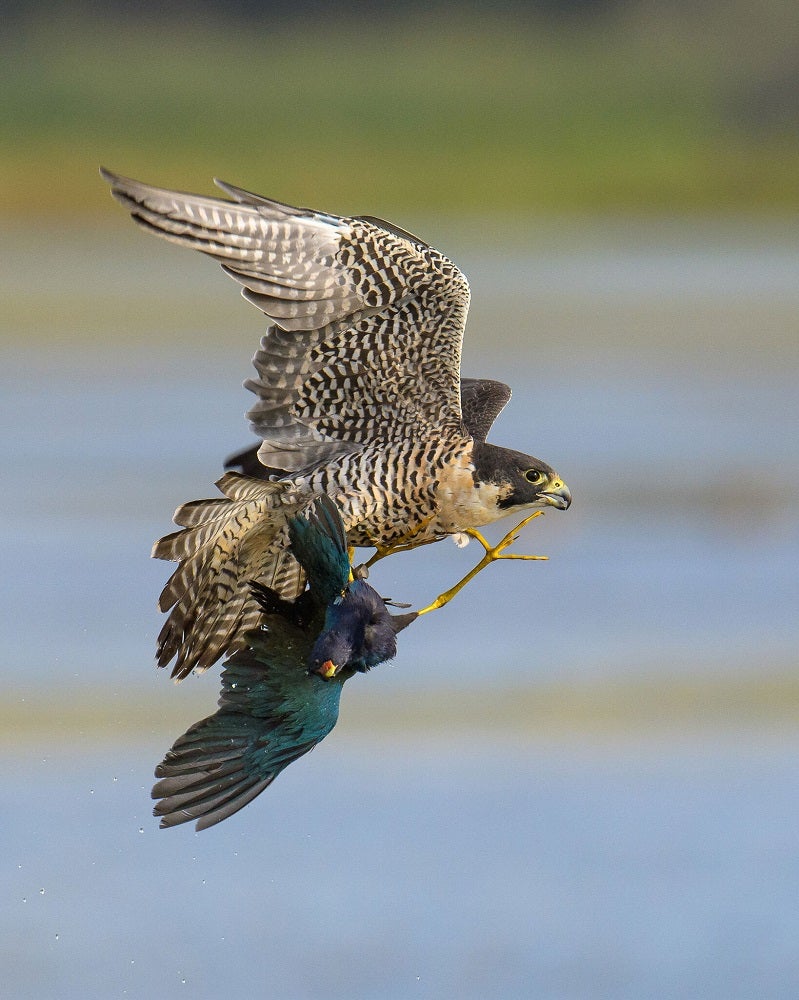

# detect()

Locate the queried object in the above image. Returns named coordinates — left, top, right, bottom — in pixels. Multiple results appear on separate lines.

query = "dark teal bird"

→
left=152, top=496, right=417, bottom=831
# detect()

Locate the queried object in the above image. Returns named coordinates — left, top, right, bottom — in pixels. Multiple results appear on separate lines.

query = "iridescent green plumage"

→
left=152, top=496, right=416, bottom=830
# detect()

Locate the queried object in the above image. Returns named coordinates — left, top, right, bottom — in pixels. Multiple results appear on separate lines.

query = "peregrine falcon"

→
left=100, top=169, right=571, bottom=680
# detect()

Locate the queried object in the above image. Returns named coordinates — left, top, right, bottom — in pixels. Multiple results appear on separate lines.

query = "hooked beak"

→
left=540, top=482, right=572, bottom=510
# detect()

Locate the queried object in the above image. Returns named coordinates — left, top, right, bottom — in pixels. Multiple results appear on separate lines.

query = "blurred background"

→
left=3, top=1, right=798, bottom=997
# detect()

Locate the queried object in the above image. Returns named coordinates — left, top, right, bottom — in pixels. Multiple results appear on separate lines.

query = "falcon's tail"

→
left=153, top=471, right=306, bottom=680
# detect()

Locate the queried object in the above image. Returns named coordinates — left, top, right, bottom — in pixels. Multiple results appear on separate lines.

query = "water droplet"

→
left=39, top=888, right=45, bottom=895
left=113, top=777, right=118, bottom=783
left=138, top=828, right=144, bottom=834
left=22, top=897, right=27, bottom=904
left=55, top=934, right=59, bottom=941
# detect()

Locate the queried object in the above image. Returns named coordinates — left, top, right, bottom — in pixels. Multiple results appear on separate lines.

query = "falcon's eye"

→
left=525, top=469, right=543, bottom=484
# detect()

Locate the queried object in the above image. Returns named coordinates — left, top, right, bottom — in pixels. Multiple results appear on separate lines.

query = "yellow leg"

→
left=417, top=511, right=548, bottom=616
left=363, top=515, right=438, bottom=569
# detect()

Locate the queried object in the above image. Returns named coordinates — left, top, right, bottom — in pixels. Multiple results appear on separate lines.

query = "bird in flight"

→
left=152, top=495, right=417, bottom=830
left=101, top=169, right=571, bottom=680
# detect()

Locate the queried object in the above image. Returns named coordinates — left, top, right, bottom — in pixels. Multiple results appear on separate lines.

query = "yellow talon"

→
left=417, top=511, right=548, bottom=616
left=365, top=514, right=438, bottom=568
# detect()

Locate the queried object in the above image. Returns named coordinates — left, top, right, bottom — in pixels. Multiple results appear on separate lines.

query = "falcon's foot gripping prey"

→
left=101, top=169, right=571, bottom=678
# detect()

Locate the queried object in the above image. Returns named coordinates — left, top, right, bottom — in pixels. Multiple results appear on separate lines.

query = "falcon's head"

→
left=472, top=442, right=572, bottom=513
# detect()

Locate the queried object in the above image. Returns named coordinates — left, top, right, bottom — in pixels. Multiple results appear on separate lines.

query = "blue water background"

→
left=1, top=219, right=798, bottom=997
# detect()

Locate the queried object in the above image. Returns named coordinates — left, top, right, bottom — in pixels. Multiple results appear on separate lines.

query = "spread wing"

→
left=224, top=378, right=513, bottom=476
left=101, top=169, right=471, bottom=473
left=152, top=638, right=341, bottom=830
